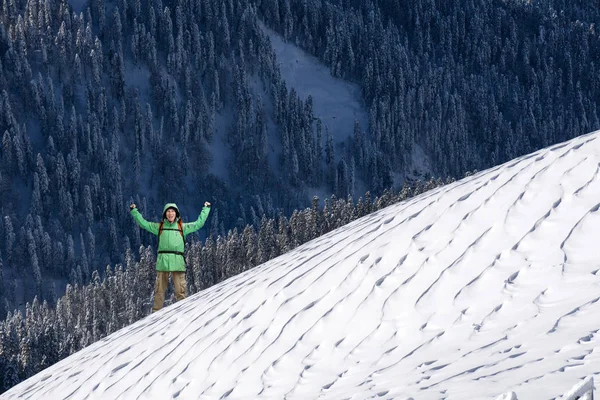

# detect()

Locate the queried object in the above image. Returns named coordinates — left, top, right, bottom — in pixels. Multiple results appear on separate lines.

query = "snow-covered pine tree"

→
left=0, top=249, right=4, bottom=314
left=2, top=315, right=19, bottom=389
left=256, top=217, right=275, bottom=264
left=224, top=228, right=242, bottom=277
left=3, top=217, right=14, bottom=267
left=31, top=173, right=42, bottom=216
left=87, top=227, right=95, bottom=266
left=241, top=224, right=257, bottom=273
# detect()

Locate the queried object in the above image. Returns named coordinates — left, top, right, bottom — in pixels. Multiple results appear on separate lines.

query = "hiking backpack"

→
left=158, top=219, right=184, bottom=239
left=157, top=219, right=186, bottom=259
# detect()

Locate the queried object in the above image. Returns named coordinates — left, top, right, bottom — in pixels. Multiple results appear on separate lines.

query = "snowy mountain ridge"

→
left=4, top=130, right=600, bottom=399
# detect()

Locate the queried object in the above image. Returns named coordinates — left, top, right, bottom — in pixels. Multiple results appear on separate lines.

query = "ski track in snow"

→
left=5, top=131, right=600, bottom=399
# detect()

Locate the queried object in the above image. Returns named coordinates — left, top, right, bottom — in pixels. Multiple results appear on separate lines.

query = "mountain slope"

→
left=4, top=130, right=600, bottom=399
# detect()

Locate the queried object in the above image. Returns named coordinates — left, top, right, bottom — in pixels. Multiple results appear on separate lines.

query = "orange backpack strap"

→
left=158, top=220, right=184, bottom=239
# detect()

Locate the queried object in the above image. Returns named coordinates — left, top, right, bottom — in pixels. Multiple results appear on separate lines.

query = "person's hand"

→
left=204, top=201, right=211, bottom=207
left=130, top=203, right=136, bottom=210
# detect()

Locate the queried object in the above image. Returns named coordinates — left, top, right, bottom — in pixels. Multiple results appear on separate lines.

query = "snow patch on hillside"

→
left=259, top=22, right=369, bottom=146
left=406, top=143, right=434, bottom=181
left=258, top=22, right=433, bottom=188
left=208, top=110, right=234, bottom=181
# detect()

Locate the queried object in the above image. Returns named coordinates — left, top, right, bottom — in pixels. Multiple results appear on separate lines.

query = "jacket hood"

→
left=162, top=203, right=180, bottom=220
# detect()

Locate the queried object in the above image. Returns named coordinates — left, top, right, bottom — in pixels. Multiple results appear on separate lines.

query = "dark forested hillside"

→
left=256, top=0, right=600, bottom=179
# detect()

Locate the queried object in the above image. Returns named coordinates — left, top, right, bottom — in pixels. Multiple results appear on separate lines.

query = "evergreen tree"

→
left=84, top=185, right=94, bottom=226
left=337, top=159, right=348, bottom=197
left=256, top=217, right=275, bottom=264
left=241, top=225, right=257, bottom=272
left=3, top=357, right=18, bottom=390
left=31, top=173, right=43, bottom=216
left=224, top=228, right=242, bottom=277
left=0, top=249, right=4, bottom=312
left=325, top=128, right=335, bottom=191
left=108, top=218, right=119, bottom=264
left=87, top=227, right=96, bottom=264
left=1, top=131, right=13, bottom=175
left=276, top=213, right=291, bottom=254
left=27, top=230, right=42, bottom=298
left=4, top=217, right=15, bottom=267
left=2, top=318, right=19, bottom=389
left=18, top=323, right=34, bottom=379
left=41, top=232, right=52, bottom=273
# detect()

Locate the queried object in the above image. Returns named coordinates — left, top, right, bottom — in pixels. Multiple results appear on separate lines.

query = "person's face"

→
left=166, top=209, right=176, bottom=223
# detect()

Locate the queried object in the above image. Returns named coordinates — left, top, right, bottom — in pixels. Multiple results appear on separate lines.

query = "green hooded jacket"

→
left=131, top=203, right=210, bottom=272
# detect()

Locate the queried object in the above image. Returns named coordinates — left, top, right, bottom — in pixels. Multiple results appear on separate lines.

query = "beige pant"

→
left=153, top=271, right=187, bottom=312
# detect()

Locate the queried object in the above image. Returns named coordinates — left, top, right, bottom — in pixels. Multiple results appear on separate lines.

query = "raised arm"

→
left=183, top=203, right=211, bottom=235
left=130, top=204, right=159, bottom=235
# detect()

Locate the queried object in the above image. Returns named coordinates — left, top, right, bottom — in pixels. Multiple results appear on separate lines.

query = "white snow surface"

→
left=261, top=23, right=369, bottom=145
left=5, top=131, right=600, bottom=399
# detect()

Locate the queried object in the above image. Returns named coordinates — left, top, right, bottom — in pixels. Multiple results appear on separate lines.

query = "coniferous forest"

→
left=0, top=0, right=599, bottom=392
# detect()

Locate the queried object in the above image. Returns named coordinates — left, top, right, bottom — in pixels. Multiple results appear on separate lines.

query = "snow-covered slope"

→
left=5, top=131, right=600, bottom=399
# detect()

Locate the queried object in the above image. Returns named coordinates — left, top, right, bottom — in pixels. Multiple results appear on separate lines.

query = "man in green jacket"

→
left=130, top=202, right=211, bottom=312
